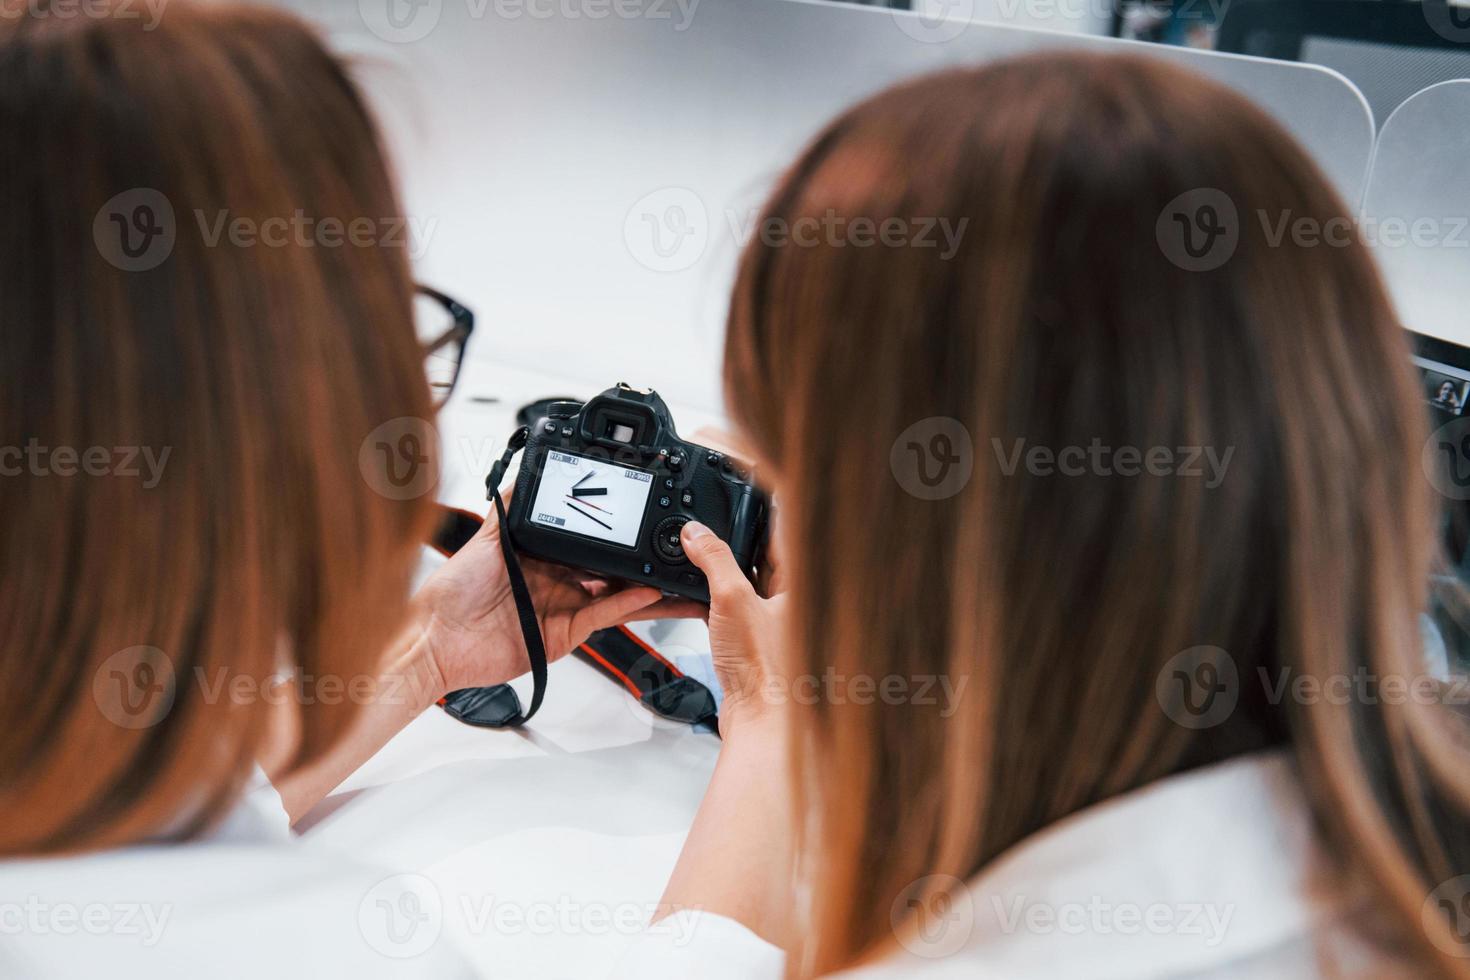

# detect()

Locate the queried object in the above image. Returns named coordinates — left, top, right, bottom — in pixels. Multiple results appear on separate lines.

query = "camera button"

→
left=658, top=495, right=671, bottom=508
left=542, top=422, right=557, bottom=434
left=641, top=562, right=656, bottom=576
left=560, top=426, right=574, bottom=437
left=653, top=516, right=689, bottom=561
left=680, top=491, right=694, bottom=507
left=668, top=453, right=685, bottom=470
left=664, top=478, right=675, bottom=490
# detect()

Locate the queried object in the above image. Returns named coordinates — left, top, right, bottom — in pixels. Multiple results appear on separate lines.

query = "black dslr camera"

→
left=504, top=384, right=768, bottom=603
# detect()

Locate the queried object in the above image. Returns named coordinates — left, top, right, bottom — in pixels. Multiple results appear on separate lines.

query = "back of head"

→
left=0, top=1, right=437, bottom=851
left=725, top=52, right=1465, bottom=974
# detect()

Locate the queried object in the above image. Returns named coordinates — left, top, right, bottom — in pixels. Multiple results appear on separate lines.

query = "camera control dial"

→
left=653, top=516, right=689, bottom=562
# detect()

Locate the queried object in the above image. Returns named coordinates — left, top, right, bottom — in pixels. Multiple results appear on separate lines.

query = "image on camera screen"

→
left=528, top=450, right=655, bottom=548
left=1416, top=357, right=1470, bottom=418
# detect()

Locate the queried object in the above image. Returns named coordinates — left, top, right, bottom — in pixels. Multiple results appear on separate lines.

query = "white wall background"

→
left=269, top=0, right=1373, bottom=412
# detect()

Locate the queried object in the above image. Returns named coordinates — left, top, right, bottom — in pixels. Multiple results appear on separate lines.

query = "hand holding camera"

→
left=441, top=384, right=771, bottom=728
left=505, top=383, right=769, bottom=603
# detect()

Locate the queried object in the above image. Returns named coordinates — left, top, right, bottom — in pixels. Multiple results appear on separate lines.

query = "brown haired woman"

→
left=0, top=3, right=692, bottom=975
left=625, top=53, right=1470, bottom=979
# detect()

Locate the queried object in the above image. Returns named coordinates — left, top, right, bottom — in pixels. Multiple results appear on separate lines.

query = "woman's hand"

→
left=274, top=504, right=704, bottom=825
left=651, top=520, right=794, bottom=946
left=678, top=520, right=786, bottom=739
left=413, top=506, right=703, bottom=696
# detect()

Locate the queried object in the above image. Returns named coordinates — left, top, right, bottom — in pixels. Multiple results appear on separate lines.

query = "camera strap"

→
left=576, top=626, right=719, bottom=728
left=435, top=425, right=547, bottom=728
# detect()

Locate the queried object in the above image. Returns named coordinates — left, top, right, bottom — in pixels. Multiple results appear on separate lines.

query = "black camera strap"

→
left=437, top=425, right=547, bottom=728
left=575, top=626, right=719, bottom=729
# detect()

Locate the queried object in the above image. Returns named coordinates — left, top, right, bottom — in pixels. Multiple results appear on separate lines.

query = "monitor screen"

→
left=1413, top=354, right=1470, bottom=420
left=1412, top=332, right=1470, bottom=571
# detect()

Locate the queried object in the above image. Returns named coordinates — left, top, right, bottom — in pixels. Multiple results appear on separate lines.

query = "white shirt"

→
left=619, top=750, right=1403, bottom=979
left=0, top=771, right=477, bottom=980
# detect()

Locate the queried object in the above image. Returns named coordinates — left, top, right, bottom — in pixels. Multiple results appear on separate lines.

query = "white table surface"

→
left=297, top=359, right=727, bottom=978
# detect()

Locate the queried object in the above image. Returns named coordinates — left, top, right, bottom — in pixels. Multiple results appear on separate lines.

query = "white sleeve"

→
left=610, top=910, right=785, bottom=979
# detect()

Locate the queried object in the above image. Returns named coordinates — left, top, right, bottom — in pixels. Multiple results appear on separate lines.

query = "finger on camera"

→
left=680, top=522, right=752, bottom=601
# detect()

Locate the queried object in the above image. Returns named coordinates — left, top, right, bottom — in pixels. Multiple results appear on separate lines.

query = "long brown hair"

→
left=0, top=2, right=438, bottom=852
left=726, top=53, right=1470, bottom=975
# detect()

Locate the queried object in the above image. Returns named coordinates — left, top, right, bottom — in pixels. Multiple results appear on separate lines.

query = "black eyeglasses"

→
left=414, top=284, right=475, bottom=409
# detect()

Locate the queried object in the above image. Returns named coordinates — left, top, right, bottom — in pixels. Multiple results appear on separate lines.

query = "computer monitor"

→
left=1415, top=334, right=1470, bottom=422
left=1214, top=0, right=1470, bottom=128
left=1412, top=330, right=1470, bottom=567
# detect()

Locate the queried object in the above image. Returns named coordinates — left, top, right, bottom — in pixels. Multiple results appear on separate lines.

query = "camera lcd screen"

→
left=528, top=450, right=654, bottom=548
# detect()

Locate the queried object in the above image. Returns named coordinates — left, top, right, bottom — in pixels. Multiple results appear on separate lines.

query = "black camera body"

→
left=505, top=384, right=768, bottom=603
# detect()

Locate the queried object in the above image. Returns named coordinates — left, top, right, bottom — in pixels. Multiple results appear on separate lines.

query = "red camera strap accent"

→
left=575, top=626, right=718, bottom=729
